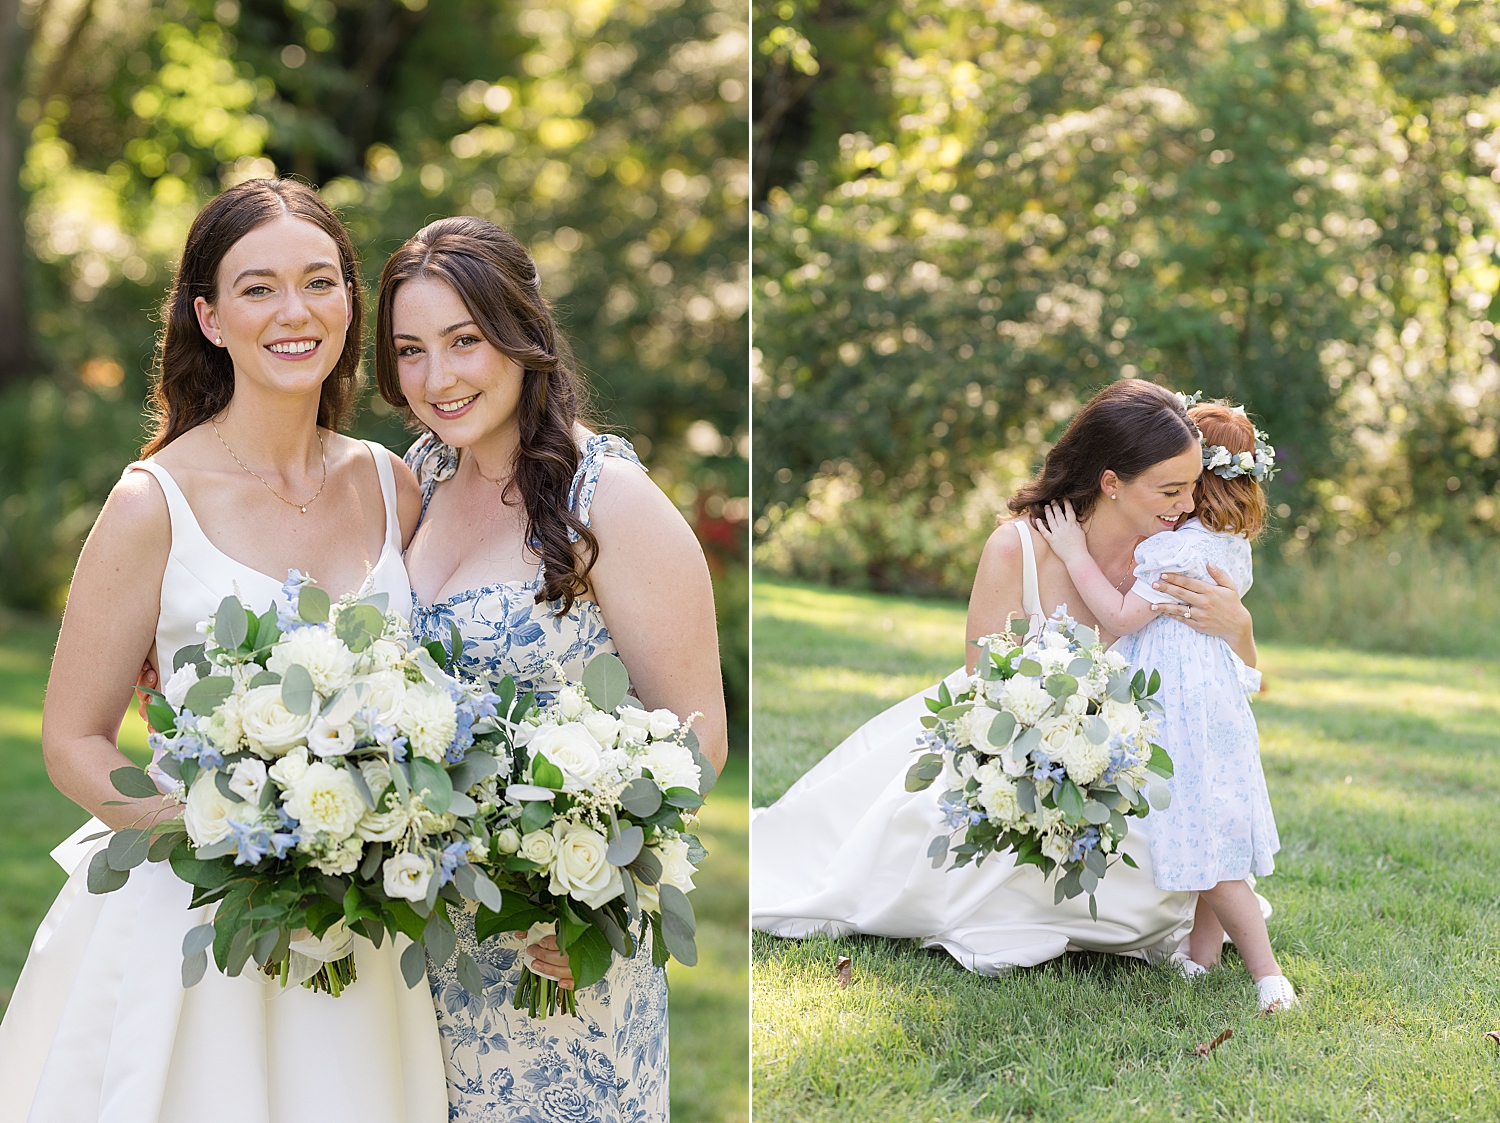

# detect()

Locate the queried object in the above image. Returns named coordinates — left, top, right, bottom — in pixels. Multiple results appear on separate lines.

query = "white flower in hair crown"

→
left=1174, top=391, right=1278, bottom=483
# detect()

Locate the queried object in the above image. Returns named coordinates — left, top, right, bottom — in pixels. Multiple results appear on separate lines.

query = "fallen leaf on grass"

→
left=1486, top=1031, right=1500, bottom=1047
left=835, top=955, right=852, bottom=988
left=1191, top=1028, right=1232, bottom=1056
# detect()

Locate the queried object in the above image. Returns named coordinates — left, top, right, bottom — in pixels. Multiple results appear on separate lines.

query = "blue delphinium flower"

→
left=438, top=840, right=471, bottom=887
left=1067, top=826, right=1101, bottom=864
left=1030, top=749, right=1066, bottom=788
left=277, top=569, right=315, bottom=630
left=148, top=718, right=221, bottom=769
left=372, top=719, right=409, bottom=761
left=227, top=816, right=273, bottom=865
left=938, top=791, right=983, bottom=830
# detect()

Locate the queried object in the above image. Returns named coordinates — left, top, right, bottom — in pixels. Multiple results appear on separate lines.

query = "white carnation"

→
left=398, top=685, right=459, bottom=762
left=1041, top=831, right=1071, bottom=863
left=284, top=762, right=366, bottom=839
left=267, top=625, right=358, bottom=696
left=976, top=769, right=1022, bottom=824
left=312, top=837, right=364, bottom=876
left=239, top=684, right=313, bottom=758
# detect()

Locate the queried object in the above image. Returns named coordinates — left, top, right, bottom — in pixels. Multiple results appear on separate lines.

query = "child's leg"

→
left=1187, top=893, right=1225, bottom=967
left=1200, top=879, right=1281, bottom=980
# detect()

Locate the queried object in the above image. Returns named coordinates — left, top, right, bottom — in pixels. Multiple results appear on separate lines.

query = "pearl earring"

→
left=215, top=336, right=223, bottom=345
left=1110, top=493, right=1117, bottom=500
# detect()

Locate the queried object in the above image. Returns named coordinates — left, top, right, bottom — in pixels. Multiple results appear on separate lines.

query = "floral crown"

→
left=1174, top=391, right=1278, bottom=483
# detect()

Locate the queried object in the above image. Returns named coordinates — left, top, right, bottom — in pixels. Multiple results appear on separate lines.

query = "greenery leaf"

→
left=110, top=765, right=159, bottom=799
left=299, top=585, right=330, bottom=624
left=1147, top=744, right=1175, bottom=778
left=607, top=824, right=645, bottom=866
left=567, top=924, right=616, bottom=990
left=411, top=757, right=453, bottom=815
left=213, top=595, right=247, bottom=650
left=86, top=848, right=129, bottom=894
left=456, top=950, right=485, bottom=997
left=335, top=604, right=385, bottom=654
left=530, top=753, right=565, bottom=791
left=987, top=710, right=1017, bottom=747
left=619, top=777, right=663, bottom=817
left=423, top=911, right=457, bottom=967
left=582, top=652, right=630, bottom=712
left=182, top=675, right=233, bottom=717
left=106, top=827, right=150, bottom=871
left=400, top=939, right=428, bottom=988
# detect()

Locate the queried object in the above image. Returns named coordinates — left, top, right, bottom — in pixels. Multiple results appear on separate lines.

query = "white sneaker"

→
left=1255, top=974, right=1298, bottom=1014
left=1169, top=952, right=1209, bottom=980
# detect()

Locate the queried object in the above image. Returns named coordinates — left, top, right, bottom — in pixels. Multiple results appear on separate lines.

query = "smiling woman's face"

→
left=1105, top=442, right=1202, bottom=537
left=391, top=276, right=525, bottom=451
left=194, top=214, right=352, bottom=402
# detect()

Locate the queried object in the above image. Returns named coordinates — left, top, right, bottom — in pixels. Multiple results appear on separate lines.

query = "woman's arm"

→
left=1033, top=500, right=1156, bottom=637
left=585, top=459, right=729, bottom=775
left=1150, top=563, right=1257, bottom=666
left=43, top=470, right=178, bottom=830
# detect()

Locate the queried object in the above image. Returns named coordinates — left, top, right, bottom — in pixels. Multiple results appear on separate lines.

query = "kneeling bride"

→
left=750, top=381, right=1264, bottom=975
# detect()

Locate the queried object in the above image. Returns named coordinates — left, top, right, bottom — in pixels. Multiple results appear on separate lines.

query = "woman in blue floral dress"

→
left=372, top=216, right=728, bottom=1122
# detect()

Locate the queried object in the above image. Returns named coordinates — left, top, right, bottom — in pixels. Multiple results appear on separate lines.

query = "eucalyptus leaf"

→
left=400, top=939, right=428, bottom=988
left=336, top=604, right=385, bottom=653
left=181, top=949, right=209, bottom=988
left=214, top=595, right=248, bottom=650
left=195, top=836, right=238, bottom=860
left=470, top=866, right=502, bottom=912
left=986, top=711, right=1017, bottom=747
left=346, top=763, right=375, bottom=809
left=299, top=585, right=330, bottom=624
left=1015, top=776, right=1038, bottom=813
left=935, top=702, right=973, bottom=720
left=1045, top=673, right=1078, bottom=699
left=87, top=848, right=129, bottom=894
left=1082, top=799, right=1111, bottom=825
left=1074, top=625, right=1098, bottom=649
left=106, top=828, right=151, bottom=871
left=1148, top=782, right=1172, bottom=810
left=447, top=750, right=497, bottom=794
left=1107, top=672, right=1134, bottom=702
left=1057, top=779, right=1085, bottom=821
left=172, top=643, right=206, bottom=672
left=619, top=777, right=663, bottom=818
left=519, top=800, right=554, bottom=835
left=582, top=652, right=630, bottom=713
left=1079, top=867, right=1099, bottom=894
left=1017, top=658, right=1043, bottom=677
left=360, top=591, right=390, bottom=614
left=447, top=790, right=478, bottom=817
left=607, top=824, right=645, bottom=866
left=182, top=676, right=233, bottom=717
left=248, top=670, right=281, bottom=689
left=213, top=770, right=244, bottom=803
left=657, top=885, right=698, bottom=965
left=424, top=912, right=457, bottom=967
left=1014, top=727, right=1043, bottom=757
left=110, top=766, right=159, bottom=799
left=1085, top=845, right=1108, bottom=877
left=927, top=834, right=949, bottom=869
left=1067, top=656, right=1093, bottom=677
left=456, top=950, right=485, bottom=997
left=411, top=758, right=453, bottom=814
left=1082, top=714, right=1110, bottom=745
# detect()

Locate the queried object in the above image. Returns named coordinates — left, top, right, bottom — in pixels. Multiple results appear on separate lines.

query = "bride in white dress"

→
left=752, top=380, right=1263, bottom=974
left=0, top=179, right=446, bottom=1122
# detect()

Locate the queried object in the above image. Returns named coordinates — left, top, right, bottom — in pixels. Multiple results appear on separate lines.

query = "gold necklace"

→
left=212, top=421, right=328, bottom=514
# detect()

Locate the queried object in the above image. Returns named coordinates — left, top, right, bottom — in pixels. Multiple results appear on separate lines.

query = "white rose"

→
left=1063, top=693, right=1087, bottom=717
left=162, top=662, right=200, bottom=709
left=646, top=708, right=680, bottom=739
left=999, top=676, right=1052, bottom=725
left=581, top=709, right=620, bottom=748
left=977, top=772, right=1022, bottom=824
left=307, top=716, right=357, bottom=758
left=284, top=762, right=366, bottom=839
left=397, top=685, right=459, bottom=762
left=353, top=670, right=408, bottom=726
left=495, top=827, right=521, bottom=854
left=617, top=706, right=652, bottom=744
left=183, top=773, right=236, bottom=847
left=228, top=758, right=267, bottom=803
left=1037, top=715, right=1080, bottom=758
left=361, top=637, right=406, bottom=672
left=548, top=823, right=624, bottom=908
left=383, top=852, right=434, bottom=901
left=640, top=741, right=700, bottom=792
left=356, top=804, right=409, bottom=843
left=556, top=686, right=586, bottom=720
left=998, top=743, right=1029, bottom=777
left=655, top=835, right=697, bottom=895
left=1102, top=699, right=1143, bottom=740
left=519, top=829, right=557, bottom=868
left=635, top=877, right=660, bottom=914
left=1059, top=737, right=1111, bottom=786
left=239, top=684, right=313, bottom=758
left=513, top=720, right=542, bottom=748
left=529, top=723, right=604, bottom=792
left=267, top=625, right=358, bottom=696
left=268, top=746, right=310, bottom=789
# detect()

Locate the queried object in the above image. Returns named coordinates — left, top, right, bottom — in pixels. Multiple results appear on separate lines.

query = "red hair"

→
left=1187, top=402, right=1267, bottom=540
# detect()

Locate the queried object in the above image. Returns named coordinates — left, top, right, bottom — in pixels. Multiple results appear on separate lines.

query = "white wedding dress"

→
left=0, top=444, right=447, bottom=1123
left=751, top=522, right=1199, bottom=974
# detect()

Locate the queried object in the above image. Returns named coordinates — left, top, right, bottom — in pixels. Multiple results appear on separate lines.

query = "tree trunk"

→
left=0, top=0, right=31, bottom=386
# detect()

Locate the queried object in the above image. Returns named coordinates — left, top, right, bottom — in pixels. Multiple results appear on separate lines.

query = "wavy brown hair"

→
left=373, top=216, right=597, bottom=613
left=1007, top=380, right=1200, bottom=523
left=143, top=178, right=365, bottom=456
left=1188, top=402, right=1267, bottom=540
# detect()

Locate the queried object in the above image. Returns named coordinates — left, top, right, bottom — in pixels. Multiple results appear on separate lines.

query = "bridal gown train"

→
left=751, top=521, right=1199, bottom=975
left=0, top=444, right=447, bottom=1123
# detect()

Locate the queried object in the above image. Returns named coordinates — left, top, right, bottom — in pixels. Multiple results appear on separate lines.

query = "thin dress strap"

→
left=364, top=440, right=402, bottom=556
left=123, top=460, right=202, bottom=557
left=1014, top=519, right=1044, bottom=626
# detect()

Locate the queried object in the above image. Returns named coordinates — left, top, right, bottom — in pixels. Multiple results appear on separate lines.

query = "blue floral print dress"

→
left=406, top=432, right=670, bottom=1123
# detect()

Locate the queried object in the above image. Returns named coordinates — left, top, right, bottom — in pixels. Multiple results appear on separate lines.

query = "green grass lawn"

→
left=0, top=613, right=746, bottom=1123
left=752, top=576, right=1500, bottom=1122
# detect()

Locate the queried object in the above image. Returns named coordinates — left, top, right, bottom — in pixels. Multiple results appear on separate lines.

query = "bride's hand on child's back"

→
left=1151, top=563, right=1257, bottom=663
left=1033, top=499, right=1088, bottom=562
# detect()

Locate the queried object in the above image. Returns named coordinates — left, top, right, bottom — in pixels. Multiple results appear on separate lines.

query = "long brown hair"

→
left=1188, top=402, right=1267, bottom=539
left=1008, top=380, right=1200, bottom=522
left=144, top=178, right=365, bottom=456
left=373, top=216, right=597, bottom=613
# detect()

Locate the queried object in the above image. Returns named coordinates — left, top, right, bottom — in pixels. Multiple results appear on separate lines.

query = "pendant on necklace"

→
left=300, top=506, right=307, bottom=514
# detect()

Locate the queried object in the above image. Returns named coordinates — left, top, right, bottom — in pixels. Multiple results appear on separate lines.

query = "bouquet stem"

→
left=513, top=964, right=579, bottom=1018
left=265, top=952, right=358, bottom=996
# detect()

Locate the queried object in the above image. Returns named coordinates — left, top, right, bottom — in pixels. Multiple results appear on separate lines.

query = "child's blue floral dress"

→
left=1112, top=518, right=1280, bottom=893
left=406, top=431, right=669, bottom=1123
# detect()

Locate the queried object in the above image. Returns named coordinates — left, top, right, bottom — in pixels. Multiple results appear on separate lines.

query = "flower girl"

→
left=1034, top=398, right=1295, bottom=1014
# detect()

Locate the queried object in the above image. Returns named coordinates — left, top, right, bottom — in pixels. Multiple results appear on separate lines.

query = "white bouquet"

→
left=97, top=572, right=512, bottom=997
left=473, top=652, right=718, bottom=1017
left=907, top=608, right=1173, bottom=917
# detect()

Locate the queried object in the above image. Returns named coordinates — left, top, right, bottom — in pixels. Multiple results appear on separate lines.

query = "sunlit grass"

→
left=0, top=614, right=747, bottom=1122
left=752, top=576, right=1500, bottom=1122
